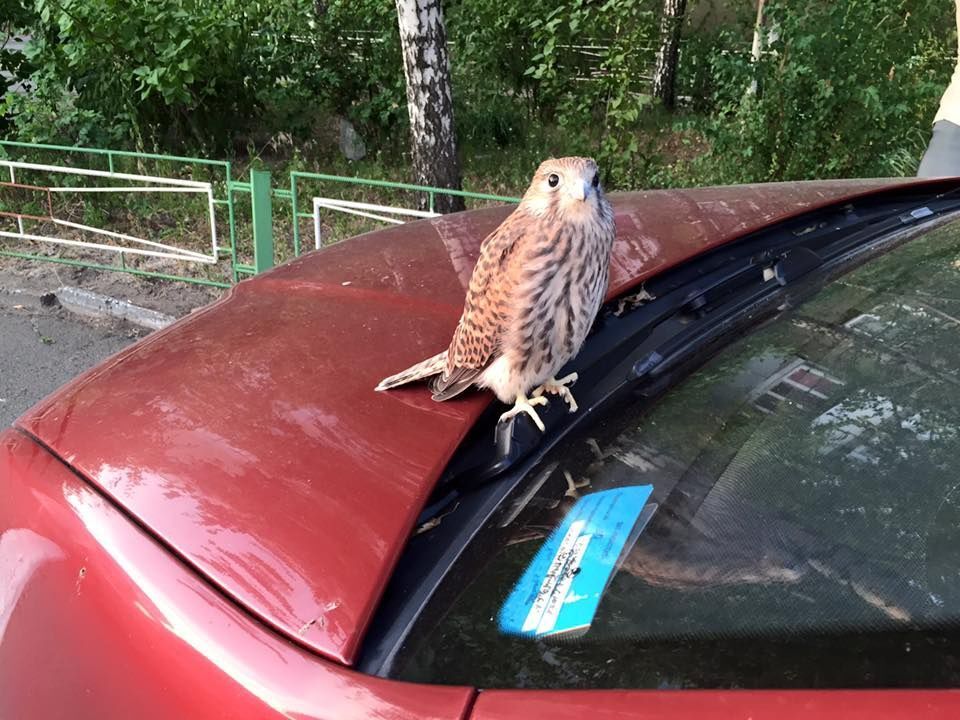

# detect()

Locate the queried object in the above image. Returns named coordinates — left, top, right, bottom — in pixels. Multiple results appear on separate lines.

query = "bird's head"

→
left=520, top=156, right=608, bottom=220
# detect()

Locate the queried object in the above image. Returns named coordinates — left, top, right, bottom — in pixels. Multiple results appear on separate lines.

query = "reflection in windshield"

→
left=390, top=218, right=960, bottom=689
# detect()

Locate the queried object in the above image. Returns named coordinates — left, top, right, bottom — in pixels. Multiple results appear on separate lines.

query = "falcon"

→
left=376, top=156, right=616, bottom=432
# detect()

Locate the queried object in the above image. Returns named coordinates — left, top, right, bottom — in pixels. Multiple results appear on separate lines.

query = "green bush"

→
left=1, top=77, right=126, bottom=147
left=310, top=1, right=405, bottom=144
left=3, top=0, right=958, bottom=192
left=2, top=0, right=407, bottom=152
left=17, top=0, right=266, bottom=149
left=445, top=0, right=544, bottom=150
left=521, top=0, right=658, bottom=184
left=0, top=0, right=34, bottom=129
left=689, top=0, right=955, bottom=184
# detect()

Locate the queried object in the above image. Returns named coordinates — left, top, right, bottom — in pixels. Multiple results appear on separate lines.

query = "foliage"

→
left=1, top=0, right=959, bottom=192
left=0, top=0, right=34, bottom=105
left=310, top=1, right=405, bottom=142
left=521, top=0, right=658, bottom=184
left=445, top=0, right=547, bottom=149
left=687, top=0, right=956, bottom=184
left=1, top=0, right=405, bottom=151
left=0, top=76, right=126, bottom=147
left=20, top=0, right=259, bottom=149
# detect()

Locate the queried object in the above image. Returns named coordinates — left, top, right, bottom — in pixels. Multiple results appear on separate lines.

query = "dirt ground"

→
left=0, top=254, right=227, bottom=427
left=0, top=279, right=143, bottom=428
left=0, top=255, right=225, bottom=318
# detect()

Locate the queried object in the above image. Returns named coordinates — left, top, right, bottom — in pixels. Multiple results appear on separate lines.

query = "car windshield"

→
left=387, top=216, right=960, bottom=690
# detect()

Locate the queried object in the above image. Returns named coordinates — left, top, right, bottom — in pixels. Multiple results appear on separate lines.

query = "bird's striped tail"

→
left=375, top=351, right=448, bottom=392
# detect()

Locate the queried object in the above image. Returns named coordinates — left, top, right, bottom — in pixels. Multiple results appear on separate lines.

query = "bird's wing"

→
left=430, top=213, right=527, bottom=400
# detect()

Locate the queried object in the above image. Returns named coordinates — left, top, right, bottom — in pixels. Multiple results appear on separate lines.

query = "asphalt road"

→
left=0, top=291, right=140, bottom=429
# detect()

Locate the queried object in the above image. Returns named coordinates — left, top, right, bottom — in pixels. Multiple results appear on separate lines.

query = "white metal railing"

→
left=0, top=159, right=218, bottom=264
left=311, top=196, right=439, bottom=249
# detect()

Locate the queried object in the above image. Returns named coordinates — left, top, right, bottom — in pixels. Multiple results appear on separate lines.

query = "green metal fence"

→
left=0, top=140, right=520, bottom=287
left=284, top=172, right=519, bottom=257
left=0, top=140, right=246, bottom=287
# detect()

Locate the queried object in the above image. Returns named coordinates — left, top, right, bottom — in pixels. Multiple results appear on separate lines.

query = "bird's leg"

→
left=498, top=392, right=549, bottom=432
left=532, top=372, right=579, bottom=413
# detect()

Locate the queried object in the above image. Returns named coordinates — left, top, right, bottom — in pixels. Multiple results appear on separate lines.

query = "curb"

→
left=56, top=286, right=176, bottom=331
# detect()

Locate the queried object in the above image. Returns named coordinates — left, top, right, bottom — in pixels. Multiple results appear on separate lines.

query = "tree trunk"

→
left=394, top=0, right=465, bottom=214
left=747, top=0, right=766, bottom=96
left=652, top=0, right=687, bottom=110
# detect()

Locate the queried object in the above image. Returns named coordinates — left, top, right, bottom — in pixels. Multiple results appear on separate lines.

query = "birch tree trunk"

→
left=747, top=0, right=766, bottom=95
left=652, top=0, right=687, bottom=110
left=394, top=0, right=465, bottom=214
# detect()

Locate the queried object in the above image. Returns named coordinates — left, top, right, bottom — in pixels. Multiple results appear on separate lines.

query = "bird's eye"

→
left=591, top=173, right=600, bottom=188
left=547, top=173, right=560, bottom=188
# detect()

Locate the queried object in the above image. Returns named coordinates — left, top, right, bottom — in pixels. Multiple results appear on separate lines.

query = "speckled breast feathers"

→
left=376, top=156, right=617, bottom=412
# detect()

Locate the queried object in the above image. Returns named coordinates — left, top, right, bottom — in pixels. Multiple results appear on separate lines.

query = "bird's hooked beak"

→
left=567, top=179, right=591, bottom=203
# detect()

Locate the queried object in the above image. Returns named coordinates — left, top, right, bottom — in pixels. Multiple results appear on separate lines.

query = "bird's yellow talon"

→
left=499, top=393, right=548, bottom=431
left=532, top=373, right=579, bottom=413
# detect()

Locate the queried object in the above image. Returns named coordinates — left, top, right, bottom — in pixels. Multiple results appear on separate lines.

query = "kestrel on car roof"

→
left=376, top=157, right=617, bottom=432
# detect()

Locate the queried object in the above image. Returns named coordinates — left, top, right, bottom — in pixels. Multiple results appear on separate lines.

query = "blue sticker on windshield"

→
left=498, top=485, right=654, bottom=638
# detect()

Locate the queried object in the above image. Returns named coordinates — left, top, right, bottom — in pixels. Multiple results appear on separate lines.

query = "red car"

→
left=3, top=178, right=960, bottom=719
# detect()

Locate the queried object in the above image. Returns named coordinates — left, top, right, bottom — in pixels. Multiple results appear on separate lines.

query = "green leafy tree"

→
left=311, top=1, right=406, bottom=141
left=2, top=0, right=413, bottom=152
left=0, top=0, right=34, bottom=98
left=523, top=0, right=657, bottom=183
left=692, top=0, right=955, bottom=183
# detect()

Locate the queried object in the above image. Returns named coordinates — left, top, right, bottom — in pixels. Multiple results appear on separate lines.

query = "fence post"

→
left=250, top=168, right=274, bottom=273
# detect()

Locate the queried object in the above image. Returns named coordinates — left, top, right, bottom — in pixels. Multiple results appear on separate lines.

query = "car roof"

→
left=16, top=178, right=930, bottom=665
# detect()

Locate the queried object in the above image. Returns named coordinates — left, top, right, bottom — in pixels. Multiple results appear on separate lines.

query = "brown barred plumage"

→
left=376, top=157, right=617, bottom=431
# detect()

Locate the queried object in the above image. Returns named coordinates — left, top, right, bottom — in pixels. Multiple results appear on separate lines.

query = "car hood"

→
left=16, top=178, right=927, bottom=665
